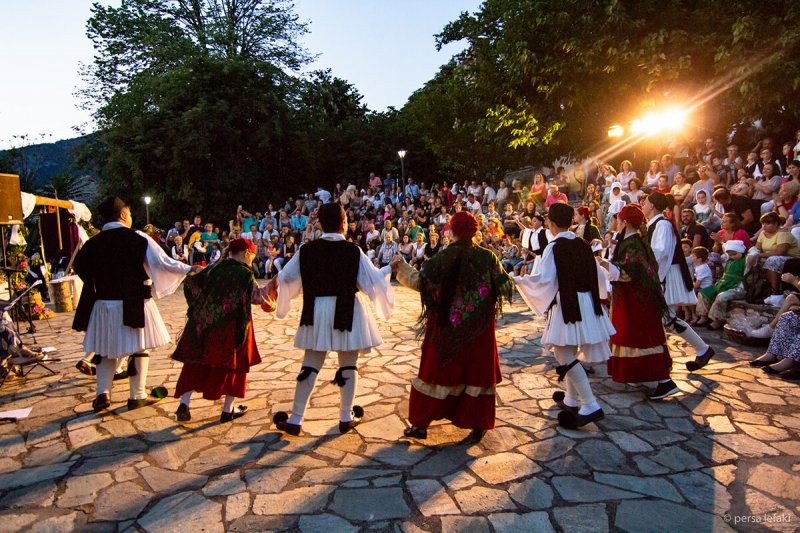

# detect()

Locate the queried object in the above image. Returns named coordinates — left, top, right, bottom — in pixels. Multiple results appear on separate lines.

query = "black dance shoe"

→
left=273, top=411, right=301, bottom=435
left=470, top=429, right=486, bottom=442
left=686, top=347, right=716, bottom=372
left=338, top=405, right=364, bottom=434
left=763, top=365, right=782, bottom=375
left=92, top=393, right=111, bottom=413
left=127, top=397, right=160, bottom=410
left=220, top=405, right=247, bottom=423
left=113, top=370, right=128, bottom=381
left=552, top=391, right=580, bottom=413
left=176, top=403, right=191, bottom=422
left=648, top=380, right=680, bottom=400
left=403, top=426, right=428, bottom=439
left=750, top=358, right=776, bottom=367
left=557, top=407, right=605, bottom=429
left=76, top=360, right=96, bottom=376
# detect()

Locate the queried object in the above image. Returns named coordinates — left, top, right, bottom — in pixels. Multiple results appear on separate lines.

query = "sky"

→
left=0, top=0, right=482, bottom=150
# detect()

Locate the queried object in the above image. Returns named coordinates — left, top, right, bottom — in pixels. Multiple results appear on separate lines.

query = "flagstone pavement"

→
left=1, top=283, right=799, bottom=533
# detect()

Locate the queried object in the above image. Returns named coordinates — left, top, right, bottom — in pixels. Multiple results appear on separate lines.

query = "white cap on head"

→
left=724, top=240, right=746, bottom=254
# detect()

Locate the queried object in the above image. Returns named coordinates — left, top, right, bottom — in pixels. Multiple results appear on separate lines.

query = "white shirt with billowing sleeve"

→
left=103, top=222, right=191, bottom=297
left=83, top=222, right=192, bottom=358
left=645, top=215, right=697, bottom=306
left=275, top=232, right=394, bottom=352
left=646, top=215, right=675, bottom=283
left=513, top=231, right=614, bottom=361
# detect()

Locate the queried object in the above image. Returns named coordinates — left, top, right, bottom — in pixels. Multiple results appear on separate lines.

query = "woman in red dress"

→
left=602, top=204, right=672, bottom=387
left=393, top=211, right=513, bottom=441
left=172, top=238, right=273, bottom=423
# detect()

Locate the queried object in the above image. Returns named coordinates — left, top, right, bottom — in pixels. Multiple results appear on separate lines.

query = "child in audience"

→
left=695, top=240, right=747, bottom=329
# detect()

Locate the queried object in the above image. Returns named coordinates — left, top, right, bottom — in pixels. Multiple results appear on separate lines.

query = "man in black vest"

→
left=268, top=203, right=394, bottom=436
left=514, top=203, right=615, bottom=429
left=643, top=193, right=715, bottom=376
left=73, top=196, right=194, bottom=413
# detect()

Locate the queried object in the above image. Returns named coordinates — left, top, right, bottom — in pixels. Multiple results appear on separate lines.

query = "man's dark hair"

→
left=97, top=196, right=128, bottom=223
left=548, top=203, right=574, bottom=229
left=712, top=188, right=731, bottom=202
left=318, top=203, right=346, bottom=233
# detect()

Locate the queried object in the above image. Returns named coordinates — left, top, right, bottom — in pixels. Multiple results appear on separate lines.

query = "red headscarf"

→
left=229, top=238, right=256, bottom=254
left=618, top=203, right=645, bottom=227
left=450, top=211, right=479, bottom=240
left=577, top=206, right=591, bottom=219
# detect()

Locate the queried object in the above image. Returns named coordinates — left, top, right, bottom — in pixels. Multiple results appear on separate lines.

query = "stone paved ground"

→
left=1, top=284, right=799, bottom=533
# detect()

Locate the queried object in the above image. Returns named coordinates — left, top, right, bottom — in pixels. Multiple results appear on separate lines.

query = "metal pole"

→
left=146, top=204, right=150, bottom=225
left=400, top=158, right=405, bottom=198
left=53, top=189, right=63, bottom=250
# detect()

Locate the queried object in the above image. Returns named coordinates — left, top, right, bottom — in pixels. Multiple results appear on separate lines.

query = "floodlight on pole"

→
left=607, top=125, right=624, bottom=137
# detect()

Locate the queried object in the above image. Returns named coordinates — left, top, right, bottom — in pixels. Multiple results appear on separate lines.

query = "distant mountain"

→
left=0, top=135, right=98, bottom=191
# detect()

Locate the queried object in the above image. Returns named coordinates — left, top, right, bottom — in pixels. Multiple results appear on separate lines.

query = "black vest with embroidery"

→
left=551, top=238, right=603, bottom=324
left=646, top=217, right=693, bottom=291
left=299, top=239, right=361, bottom=332
left=72, top=227, right=150, bottom=331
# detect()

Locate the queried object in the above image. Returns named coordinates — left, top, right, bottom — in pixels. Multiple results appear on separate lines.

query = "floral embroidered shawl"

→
left=612, top=231, right=669, bottom=319
left=174, top=258, right=254, bottom=365
left=418, top=239, right=513, bottom=363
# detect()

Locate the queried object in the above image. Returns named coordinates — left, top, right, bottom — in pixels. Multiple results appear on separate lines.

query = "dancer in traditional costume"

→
left=573, top=206, right=601, bottom=244
left=269, top=203, right=394, bottom=435
left=73, top=196, right=194, bottom=413
left=393, top=211, right=512, bottom=441
left=172, top=238, right=274, bottom=423
left=600, top=204, right=675, bottom=398
left=515, top=203, right=615, bottom=428
left=643, top=192, right=715, bottom=375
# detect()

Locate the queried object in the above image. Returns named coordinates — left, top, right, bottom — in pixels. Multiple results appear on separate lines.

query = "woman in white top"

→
left=410, top=232, right=427, bottom=269
left=644, top=160, right=662, bottom=191
left=616, top=160, right=637, bottom=191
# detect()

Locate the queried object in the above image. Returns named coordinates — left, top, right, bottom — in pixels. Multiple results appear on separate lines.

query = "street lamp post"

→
left=143, top=196, right=152, bottom=225
left=397, top=150, right=407, bottom=197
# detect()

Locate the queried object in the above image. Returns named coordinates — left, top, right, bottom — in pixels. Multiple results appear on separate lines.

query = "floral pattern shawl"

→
left=418, top=239, right=513, bottom=363
left=612, top=231, right=669, bottom=319
left=173, top=258, right=255, bottom=365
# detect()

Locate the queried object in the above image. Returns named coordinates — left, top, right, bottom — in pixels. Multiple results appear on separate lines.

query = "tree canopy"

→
left=420, top=0, right=800, bottom=161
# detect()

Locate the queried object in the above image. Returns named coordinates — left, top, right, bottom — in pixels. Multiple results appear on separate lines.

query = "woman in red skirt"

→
left=601, top=204, right=672, bottom=391
left=393, top=211, right=512, bottom=441
left=172, top=238, right=274, bottom=423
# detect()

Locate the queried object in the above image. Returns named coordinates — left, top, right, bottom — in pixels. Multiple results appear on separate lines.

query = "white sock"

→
left=129, top=356, right=148, bottom=400
left=667, top=314, right=709, bottom=353
left=337, top=351, right=359, bottom=422
left=96, top=356, right=116, bottom=397
left=553, top=346, right=598, bottom=409
left=564, top=376, right=579, bottom=408
left=579, top=401, right=601, bottom=415
left=222, top=395, right=235, bottom=414
left=115, top=357, right=127, bottom=374
left=288, top=350, right=325, bottom=425
left=180, top=391, right=193, bottom=406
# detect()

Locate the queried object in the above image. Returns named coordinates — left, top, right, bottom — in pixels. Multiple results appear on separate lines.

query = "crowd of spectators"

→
left=144, top=130, right=800, bottom=340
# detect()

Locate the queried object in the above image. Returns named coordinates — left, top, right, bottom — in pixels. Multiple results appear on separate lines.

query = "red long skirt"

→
left=409, top=318, right=501, bottom=430
left=607, top=283, right=671, bottom=383
left=174, top=319, right=261, bottom=400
